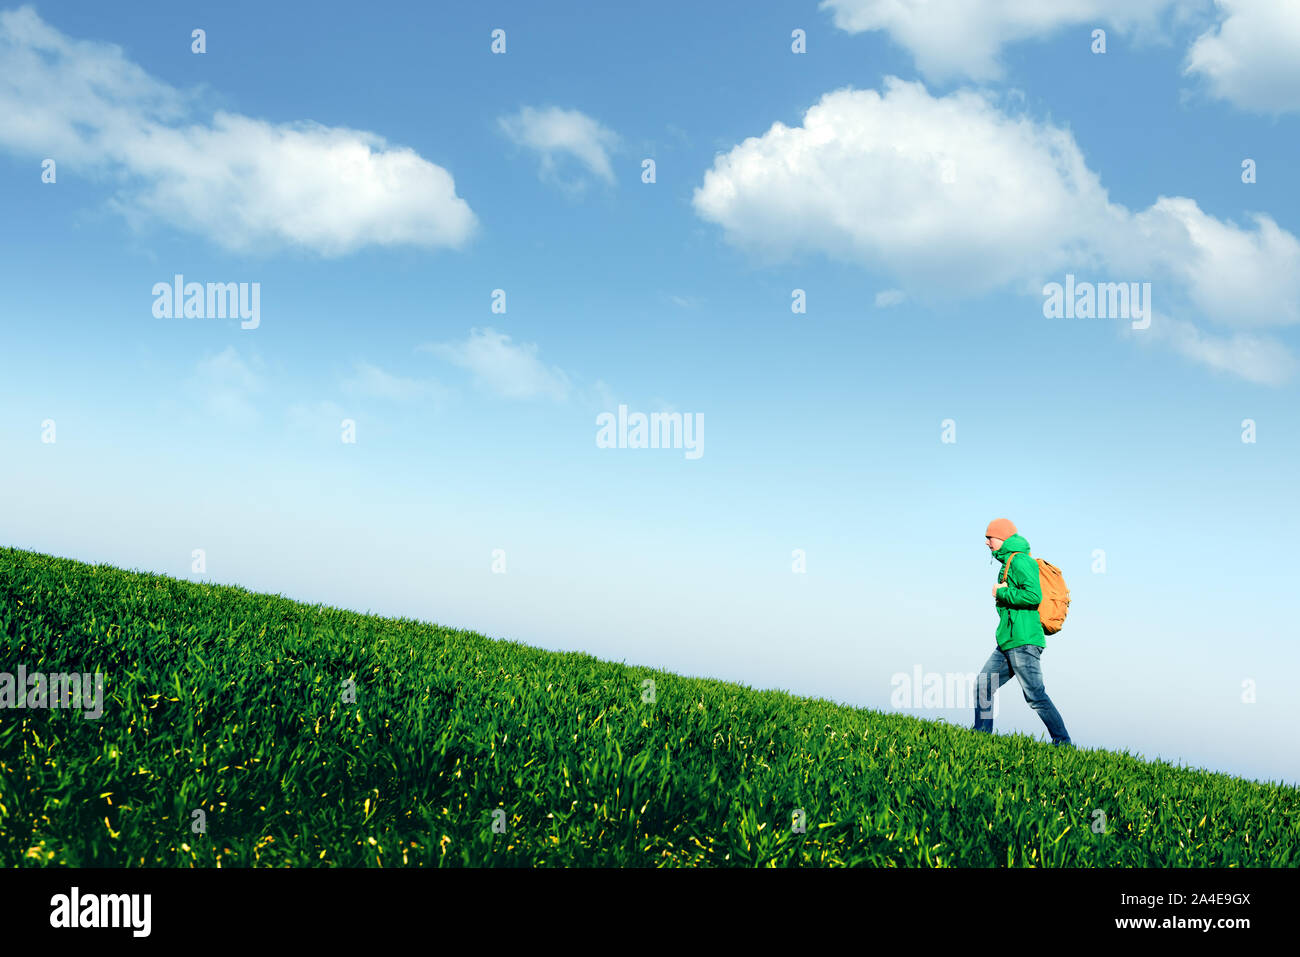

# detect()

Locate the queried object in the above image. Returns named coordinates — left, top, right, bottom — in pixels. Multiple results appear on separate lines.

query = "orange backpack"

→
left=1002, top=552, right=1071, bottom=635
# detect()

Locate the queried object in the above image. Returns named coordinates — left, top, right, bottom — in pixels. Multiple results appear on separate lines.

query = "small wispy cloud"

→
left=498, top=105, right=619, bottom=191
left=342, top=360, right=448, bottom=403
left=189, top=347, right=264, bottom=423
left=418, top=327, right=571, bottom=401
left=875, top=289, right=906, bottom=308
left=1135, top=312, right=1298, bottom=386
left=592, top=379, right=618, bottom=412
left=285, top=398, right=348, bottom=442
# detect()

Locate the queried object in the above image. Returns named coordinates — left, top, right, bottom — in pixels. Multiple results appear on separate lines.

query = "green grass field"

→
left=1, top=545, right=1295, bottom=867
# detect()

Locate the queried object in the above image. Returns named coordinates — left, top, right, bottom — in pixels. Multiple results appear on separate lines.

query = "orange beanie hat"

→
left=985, top=518, right=1016, bottom=540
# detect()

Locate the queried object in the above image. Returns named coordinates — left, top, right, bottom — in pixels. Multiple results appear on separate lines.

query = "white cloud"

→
left=666, top=293, right=703, bottom=309
left=819, top=0, right=1189, bottom=82
left=1136, top=312, right=1299, bottom=385
left=342, top=361, right=448, bottom=403
left=584, top=381, right=685, bottom=419
left=1184, top=0, right=1300, bottom=113
left=875, top=289, right=906, bottom=307
left=822, top=0, right=1300, bottom=114
left=693, top=79, right=1119, bottom=296
left=692, top=78, right=1300, bottom=383
left=419, top=328, right=571, bottom=401
left=286, top=398, right=346, bottom=421
left=498, top=105, right=619, bottom=190
left=1126, top=198, right=1300, bottom=328
left=592, top=379, right=618, bottom=412
left=285, top=399, right=349, bottom=442
left=0, top=6, right=478, bottom=255
left=649, top=397, right=679, bottom=414
left=190, top=347, right=264, bottom=423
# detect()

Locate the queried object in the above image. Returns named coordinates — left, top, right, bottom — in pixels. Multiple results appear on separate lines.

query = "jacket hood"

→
left=993, top=533, right=1031, bottom=561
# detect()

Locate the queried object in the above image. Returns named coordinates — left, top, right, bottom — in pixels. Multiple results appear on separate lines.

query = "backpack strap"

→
left=1001, top=552, right=1020, bottom=583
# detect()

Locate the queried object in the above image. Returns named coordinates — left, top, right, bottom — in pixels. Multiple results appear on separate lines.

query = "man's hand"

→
left=993, top=582, right=1008, bottom=598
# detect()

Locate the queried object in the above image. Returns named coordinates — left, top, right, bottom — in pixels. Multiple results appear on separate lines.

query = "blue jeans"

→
left=973, top=644, right=1072, bottom=745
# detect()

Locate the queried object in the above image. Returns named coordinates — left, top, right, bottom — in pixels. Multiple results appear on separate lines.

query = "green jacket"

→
left=992, top=533, right=1045, bottom=650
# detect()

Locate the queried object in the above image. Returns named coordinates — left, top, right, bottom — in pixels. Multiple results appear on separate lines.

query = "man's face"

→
left=986, top=536, right=1004, bottom=551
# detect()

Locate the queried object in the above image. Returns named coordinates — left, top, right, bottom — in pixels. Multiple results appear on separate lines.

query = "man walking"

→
left=974, top=518, right=1072, bottom=746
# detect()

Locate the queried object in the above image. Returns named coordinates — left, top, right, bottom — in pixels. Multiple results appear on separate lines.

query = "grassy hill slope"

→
left=1, top=545, right=1295, bottom=867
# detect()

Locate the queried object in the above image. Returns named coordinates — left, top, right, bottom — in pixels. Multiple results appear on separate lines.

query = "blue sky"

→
left=2, top=0, right=1298, bottom=787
